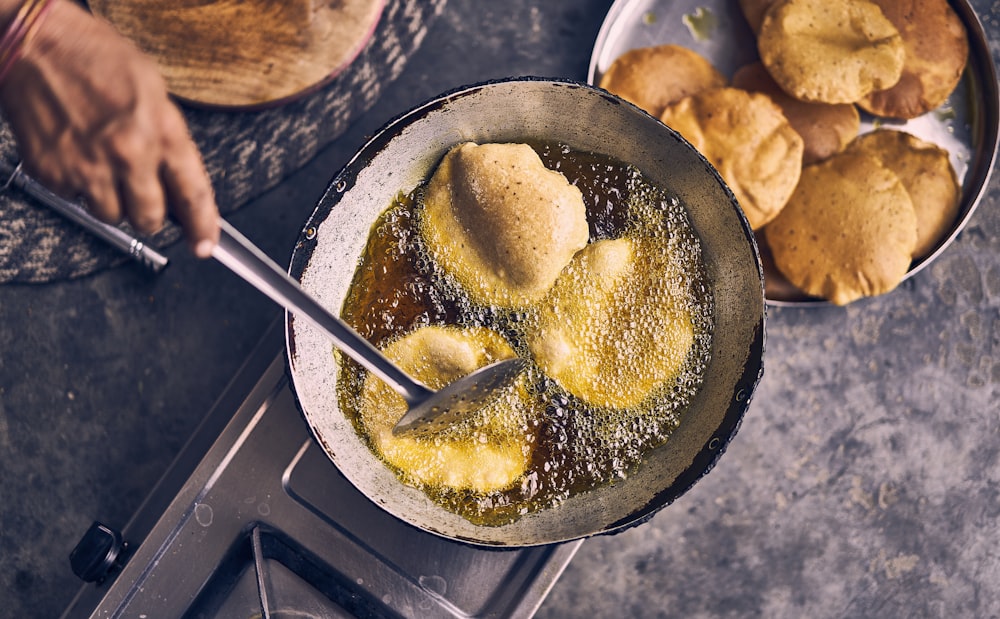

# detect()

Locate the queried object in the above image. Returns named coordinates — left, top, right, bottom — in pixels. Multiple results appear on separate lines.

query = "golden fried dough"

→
left=422, top=142, right=589, bottom=307
left=529, top=237, right=695, bottom=409
left=765, top=149, right=917, bottom=305
left=598, top=44, right=727, bottom=117
left=847, top=130, right=960, bottom=259
left=737, top=0, right=778, bottom=34
left=733, top=62, right=860, bottom=165
left=758, top=0, right=905, bottom=104
left=359, top=326, right=533, bottom=493
left=660, top=87, right=804, bottom=229
left=858, top=0, right=969, bottom=119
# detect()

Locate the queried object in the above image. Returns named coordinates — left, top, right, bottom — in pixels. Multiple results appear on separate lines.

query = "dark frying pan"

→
left=285, top=78, right=765, bottom=546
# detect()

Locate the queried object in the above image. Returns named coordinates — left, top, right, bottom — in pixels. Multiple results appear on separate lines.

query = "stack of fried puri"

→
left=753, top=0, right=966, bottom=304
left=658, top=87, right=804, bottom=229
left=598, top=44, right=727, bottom=117
left=859, top=0, right=970, bottom=119
left=757, top=0, right=907, bottom=105
left=732, top=62, right=860, bottom=166
left=597, top=0, right=967, bottom=305
left=764, top=131, right=959, bottom=305
left=755, top=0, right=968, bottom=118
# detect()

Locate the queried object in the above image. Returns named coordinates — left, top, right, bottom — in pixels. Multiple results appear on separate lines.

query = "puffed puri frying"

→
left=421, top=142, right=590, bottom=308
left=757, top=0, right=905, bottom=104
left=358, top=325, right=534, bottom=493
left=528, top=237, right=695, bottom=409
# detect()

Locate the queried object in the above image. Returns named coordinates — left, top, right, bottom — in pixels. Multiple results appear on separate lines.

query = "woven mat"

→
left=0, top=0, right=447, bottom=284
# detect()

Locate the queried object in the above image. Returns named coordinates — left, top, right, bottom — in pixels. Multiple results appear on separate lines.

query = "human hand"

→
left=0, top=0, right=219, bottom=257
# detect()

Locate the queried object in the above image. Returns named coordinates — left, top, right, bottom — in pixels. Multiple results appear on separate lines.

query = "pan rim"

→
left=284, top=77, right=765, bottom=546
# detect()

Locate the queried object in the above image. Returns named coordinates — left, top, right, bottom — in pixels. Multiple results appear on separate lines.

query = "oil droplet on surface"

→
left=682, top=6, right=717, bottom=41
left=418, top=574, right=448, bottom=596
left=194, top=503, right=213, bottom=527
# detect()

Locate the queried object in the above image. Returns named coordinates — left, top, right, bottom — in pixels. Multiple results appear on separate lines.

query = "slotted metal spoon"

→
left=213, top=218, right=526, bottom=437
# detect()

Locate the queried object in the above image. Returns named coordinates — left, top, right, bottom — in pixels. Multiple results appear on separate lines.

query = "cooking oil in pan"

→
left=337, top=141, right=714, bottom=526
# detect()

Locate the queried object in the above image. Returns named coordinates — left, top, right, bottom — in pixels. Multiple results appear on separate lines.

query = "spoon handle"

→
left=2, top=162, right=169, bottom=273
left=212, top=218, right=433, bottom=405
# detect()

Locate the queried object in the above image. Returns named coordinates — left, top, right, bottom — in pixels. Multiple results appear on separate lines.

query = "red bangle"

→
left=0, top=0, right=54, bottom=84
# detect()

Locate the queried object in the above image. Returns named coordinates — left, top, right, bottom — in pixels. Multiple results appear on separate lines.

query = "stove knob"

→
left=70, top=521, right=127, bottom=584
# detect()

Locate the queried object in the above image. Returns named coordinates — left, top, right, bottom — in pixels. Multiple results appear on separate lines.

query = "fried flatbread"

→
left=858, top=0, right=969, bottom=119
left=765, top=149, right=917, bottom=305
left=758, top=0, right=905, bottom=104
left=422, top=142, right=589, bottom=307
left=847, top=130, right=961, bottom=258
left=733, top=62, right=860, bottom=165
left=598, top=44, right=727, bottom=117
left=359, top=326, right=533, bottom=493
left=529, top=238, right=695, bottom=409
left=660, top=87, right=804, bottom=229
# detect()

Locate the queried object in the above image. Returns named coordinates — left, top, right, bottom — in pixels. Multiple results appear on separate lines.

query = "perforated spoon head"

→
left=391, top=357, right=528, bottom=438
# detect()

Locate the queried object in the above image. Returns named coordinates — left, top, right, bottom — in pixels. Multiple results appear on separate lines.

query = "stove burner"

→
left=63, top=324, right=580, bottom=618
left=189, top=525, right=381, bottom=618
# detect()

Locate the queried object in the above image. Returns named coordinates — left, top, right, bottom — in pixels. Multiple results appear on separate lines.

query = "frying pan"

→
left=285, top=78, right=765, bottom=546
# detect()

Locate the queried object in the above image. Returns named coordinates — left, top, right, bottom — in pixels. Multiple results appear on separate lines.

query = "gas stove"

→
left=62, top=321, right=580, bottom=618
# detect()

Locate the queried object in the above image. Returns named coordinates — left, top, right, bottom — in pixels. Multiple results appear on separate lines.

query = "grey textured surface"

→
left=0, top=1, right=998, bottom=618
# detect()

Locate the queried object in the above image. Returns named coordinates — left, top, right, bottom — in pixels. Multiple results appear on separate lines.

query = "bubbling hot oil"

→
left=337, top=141, right=714, bottom=526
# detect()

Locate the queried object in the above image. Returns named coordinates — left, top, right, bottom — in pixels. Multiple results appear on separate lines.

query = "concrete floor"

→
left=2, top=1, right=1000, bottom=617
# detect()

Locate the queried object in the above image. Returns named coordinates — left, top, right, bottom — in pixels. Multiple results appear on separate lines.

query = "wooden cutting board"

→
left=88, top=0, right=385, bottom=109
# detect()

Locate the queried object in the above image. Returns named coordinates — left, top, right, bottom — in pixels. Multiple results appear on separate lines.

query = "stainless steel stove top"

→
left=62, top=322, right=580, bottom=618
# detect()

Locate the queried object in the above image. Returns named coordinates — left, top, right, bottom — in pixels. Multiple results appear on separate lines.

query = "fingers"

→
left=119, top=167, right=167, bottom=235
left=88, top=105, right=215, bottom=250
left=159, top=105, right=218, bottom=259
left=107, top=123, right=169, bottom=235
left=27, top=156, right=127, bottom=228
left=80, top=171, right=123, bottom=225
left=33, top=105, right=217, bottom=256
